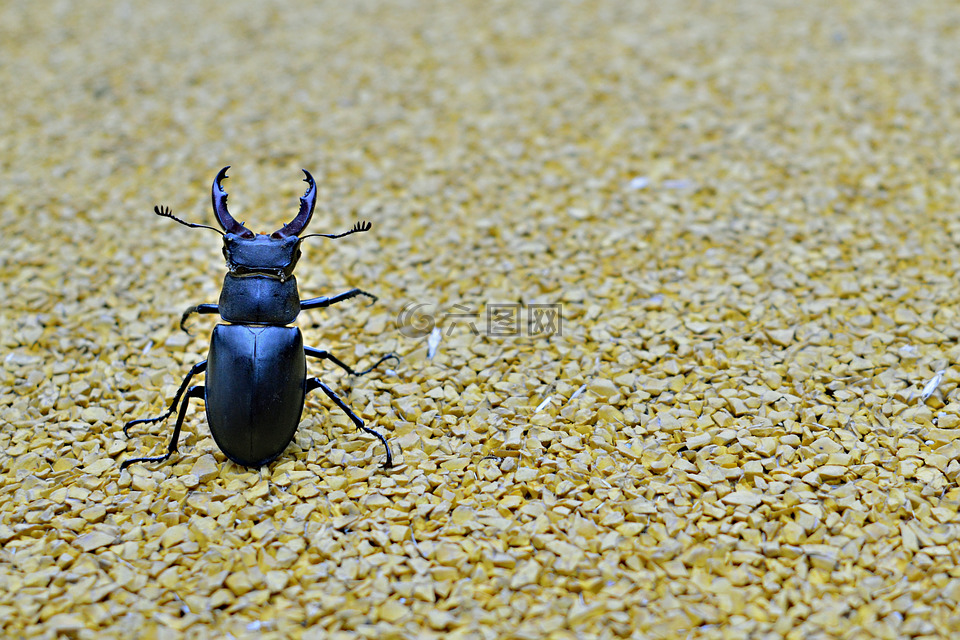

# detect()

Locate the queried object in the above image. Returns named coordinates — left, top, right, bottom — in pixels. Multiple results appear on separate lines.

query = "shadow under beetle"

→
left=121, top=167, right=396, bottom=470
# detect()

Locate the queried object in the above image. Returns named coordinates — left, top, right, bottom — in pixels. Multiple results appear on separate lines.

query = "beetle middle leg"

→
left=306, top=378, right=393, bottom=468
left=305, top=347, right=399, bottom=376
left=121, top=385, right=204, bottom=469
left=124, top=361, right=207, bottom=436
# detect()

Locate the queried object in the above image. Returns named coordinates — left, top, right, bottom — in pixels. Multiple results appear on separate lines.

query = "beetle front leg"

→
left=300, top=289, right=377, bottom=311
left=306, top=378, right=393, bottom=468
left=305, top=346, right=399, bottom=376
left=180, top=304, right=219, bottom=333
left=124, top=361, right=207, bottom=436
left=121, top=385, right=204, bottom=469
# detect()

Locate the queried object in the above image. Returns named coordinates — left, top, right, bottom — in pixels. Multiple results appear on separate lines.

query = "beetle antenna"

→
left=301, top=220, right=372, bottom=240
left=154, top=205, right=224, bottom=235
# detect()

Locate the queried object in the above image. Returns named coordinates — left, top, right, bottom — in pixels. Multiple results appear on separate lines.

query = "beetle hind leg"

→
left=123, top=361, right=207, bottom=437
left=306, top=378, right=393, bottom=468
left=304, top=347, right=400, bottom=377
left=356, top=353, right=400, bottom=376
left=121, top=385, right=204, bottom=470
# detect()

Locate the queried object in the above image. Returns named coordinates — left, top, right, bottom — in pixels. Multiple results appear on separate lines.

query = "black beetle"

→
left=121, top=167, right=396, bottom=470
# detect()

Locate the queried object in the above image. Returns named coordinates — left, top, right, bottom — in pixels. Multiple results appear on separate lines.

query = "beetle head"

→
left=222, top=233, right=302, bottom=281
left=213, top=167, right=318, bottom=279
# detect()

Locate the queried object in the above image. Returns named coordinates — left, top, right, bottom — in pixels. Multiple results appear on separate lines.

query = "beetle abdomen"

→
left=206, top=324, right=306, bottom=466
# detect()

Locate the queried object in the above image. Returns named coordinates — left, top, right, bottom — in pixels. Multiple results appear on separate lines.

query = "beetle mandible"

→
left=121, top=167, right=396, bottom=470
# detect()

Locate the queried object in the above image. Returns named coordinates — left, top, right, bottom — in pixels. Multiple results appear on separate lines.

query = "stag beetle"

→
left=121, top=167, right=396, bottom=470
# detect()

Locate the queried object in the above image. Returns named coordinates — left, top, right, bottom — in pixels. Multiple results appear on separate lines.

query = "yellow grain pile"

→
left=3, top=1, right=960, bottom=638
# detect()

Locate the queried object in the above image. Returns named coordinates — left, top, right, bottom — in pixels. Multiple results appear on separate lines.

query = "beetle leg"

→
left=180, top=304, right=219, bottom=334
left=306, top=378, right=393, bottom=468
left=305, top=347, right=399, bottom=376
left=121, top=385, right=204, bottom=470
left=123, top=361, right=207, bottom=436
left=300, top=288, right=377, bottom=310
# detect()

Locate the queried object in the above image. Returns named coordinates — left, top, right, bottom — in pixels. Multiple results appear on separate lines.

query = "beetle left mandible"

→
left=121, top=167, right=397, bottom=470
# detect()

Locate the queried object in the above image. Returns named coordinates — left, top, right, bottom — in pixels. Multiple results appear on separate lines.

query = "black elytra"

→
left=121, top=167, right=397, bottom=470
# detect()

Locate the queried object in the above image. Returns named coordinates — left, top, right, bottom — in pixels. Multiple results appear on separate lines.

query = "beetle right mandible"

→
left=121, top=167, right=397, bottom=470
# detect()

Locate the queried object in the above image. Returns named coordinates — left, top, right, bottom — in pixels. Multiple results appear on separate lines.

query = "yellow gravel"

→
left=4, top=1, right=960, bottom=638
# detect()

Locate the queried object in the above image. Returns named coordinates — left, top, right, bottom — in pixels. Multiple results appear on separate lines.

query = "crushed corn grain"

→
left=4, top=0, right=960, bottom=638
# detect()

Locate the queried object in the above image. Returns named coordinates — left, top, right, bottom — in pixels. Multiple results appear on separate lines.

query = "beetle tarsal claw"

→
left=120, top=452, right=173, bottom=470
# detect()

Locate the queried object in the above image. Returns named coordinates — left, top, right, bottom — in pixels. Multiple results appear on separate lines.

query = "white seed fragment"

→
left=427, top=327, right=442, bottom=359
left=534, top=396, right=554, bottom=413
left=920, top=369, right=947, bottom=402
left=567, top=384, right=587, bottom=405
